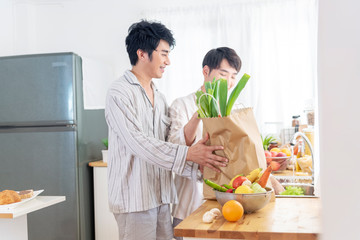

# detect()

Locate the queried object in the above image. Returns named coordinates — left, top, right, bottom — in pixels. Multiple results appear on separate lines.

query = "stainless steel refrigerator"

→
left=0, top=52, right=108, bottom=240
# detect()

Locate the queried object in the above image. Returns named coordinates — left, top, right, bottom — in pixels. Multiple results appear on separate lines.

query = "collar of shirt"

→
left=124, top=70, right=158, bottom=92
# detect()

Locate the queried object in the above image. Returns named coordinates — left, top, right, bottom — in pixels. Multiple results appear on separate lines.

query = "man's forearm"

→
left=183, top=112, right=201, bottom=146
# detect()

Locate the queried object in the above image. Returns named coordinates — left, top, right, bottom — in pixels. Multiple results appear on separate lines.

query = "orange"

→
left=222, top=200, right=244, bottom=222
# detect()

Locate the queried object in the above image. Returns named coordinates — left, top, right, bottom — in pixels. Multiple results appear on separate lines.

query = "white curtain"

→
left=145, top=0, right=318, bottom=134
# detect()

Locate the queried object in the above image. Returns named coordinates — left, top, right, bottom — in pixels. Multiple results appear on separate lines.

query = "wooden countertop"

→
left=174, top=198, right=320, bottom=239
left=89, top=160, right=107, bottom=167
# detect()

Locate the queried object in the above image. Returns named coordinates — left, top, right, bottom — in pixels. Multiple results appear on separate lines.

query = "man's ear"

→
left=137, top=49, right=147, bottom=61
left=203, top=65, right=210, bottom=77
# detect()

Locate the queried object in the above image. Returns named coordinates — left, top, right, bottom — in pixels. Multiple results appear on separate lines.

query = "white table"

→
left=0, top=196, right=65, bottom=240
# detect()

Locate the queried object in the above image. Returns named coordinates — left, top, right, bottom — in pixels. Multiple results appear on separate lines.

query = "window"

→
left=146, top=0, right=318, bottom=139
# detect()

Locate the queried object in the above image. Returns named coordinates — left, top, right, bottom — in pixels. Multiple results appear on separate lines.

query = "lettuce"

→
left=280, top=186, right=305, bottom=195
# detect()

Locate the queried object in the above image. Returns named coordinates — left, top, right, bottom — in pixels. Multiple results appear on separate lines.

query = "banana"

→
left=246, top=168, right=262, bottom=183
left=254, top=171, right=264, bottom=183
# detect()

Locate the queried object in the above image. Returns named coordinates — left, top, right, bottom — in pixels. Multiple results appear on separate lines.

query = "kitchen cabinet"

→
left=89, top=161, right=118, bottom=240
left=174, top=198, right=320, bottom=240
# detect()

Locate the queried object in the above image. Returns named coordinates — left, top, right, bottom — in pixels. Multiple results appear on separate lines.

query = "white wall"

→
left=0, top=0, right=210, bottom=74
left=0, top=0, right=212, bottom=108
left=0, top=0, right=141, bottom=75
left=318, top=0, right=360, bottom=239
left=0, top=0, right=150, bottom=108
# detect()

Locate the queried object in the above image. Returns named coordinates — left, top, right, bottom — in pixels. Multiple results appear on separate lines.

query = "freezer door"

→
left=0, top=127, right=79, bottom=240
left=0, top=53, right=80, bottom=126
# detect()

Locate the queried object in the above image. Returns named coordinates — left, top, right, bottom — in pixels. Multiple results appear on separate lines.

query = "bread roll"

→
left=0, top=190, right=21, bottom=205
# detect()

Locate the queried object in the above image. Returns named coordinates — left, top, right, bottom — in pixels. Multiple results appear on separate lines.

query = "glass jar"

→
left=305, top=110, right=315, bottom=126
left=268, top=142, right=279, bottom=151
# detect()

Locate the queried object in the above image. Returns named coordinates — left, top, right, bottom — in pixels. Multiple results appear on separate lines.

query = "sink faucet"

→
left=289, top=132, right=314, bottom=182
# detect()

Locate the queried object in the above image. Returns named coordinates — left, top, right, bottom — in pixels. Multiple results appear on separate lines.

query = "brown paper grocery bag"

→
left=202, top=108, right=268, bottom=199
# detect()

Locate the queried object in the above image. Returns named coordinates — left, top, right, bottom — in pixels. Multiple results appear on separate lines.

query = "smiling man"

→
left=105, top=20, right=228, bottom=240
left=168, top=47, right=242, bottom=239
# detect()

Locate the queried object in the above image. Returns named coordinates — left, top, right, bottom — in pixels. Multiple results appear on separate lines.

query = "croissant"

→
left=0, top=190, right=21, bottom=205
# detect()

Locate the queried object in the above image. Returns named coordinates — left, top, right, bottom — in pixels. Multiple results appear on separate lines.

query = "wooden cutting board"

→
left=174, top=198, right=320, bottom=240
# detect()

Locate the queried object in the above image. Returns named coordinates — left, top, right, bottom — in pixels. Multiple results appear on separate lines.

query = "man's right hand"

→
left=186, top=133, right=228, bottom=173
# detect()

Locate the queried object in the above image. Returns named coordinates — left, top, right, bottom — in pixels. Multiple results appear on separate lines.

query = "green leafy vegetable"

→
left=196, top=73, right=250, bottom=118
left=196, top=91, right=208, bottom=118
left=225, top=73, right=250, bottom=116
left=218, top=79, right=228, bottom=117
left=280, top=186, right=305, bottom=196
left=261, top=134, right=278, bottom=150
left=210, top=79, right=220, bottom=117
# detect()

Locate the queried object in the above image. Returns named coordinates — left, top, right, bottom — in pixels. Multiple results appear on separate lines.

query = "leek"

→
left=210, top=79, right=220, bottom=117
left=218, top=79, right=228, bottom=117
left=196, top=91, right=208, bottom=118
left=225, top=73, right=250, bottom=116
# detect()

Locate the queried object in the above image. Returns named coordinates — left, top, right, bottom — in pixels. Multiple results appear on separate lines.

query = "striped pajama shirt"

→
left=105, top=70, right=197, bottom=215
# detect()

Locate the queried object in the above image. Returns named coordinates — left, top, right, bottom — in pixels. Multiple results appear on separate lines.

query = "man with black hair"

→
left=168, top=47, right=241, bottom=239
left=105, top=20, right=228, bottom=240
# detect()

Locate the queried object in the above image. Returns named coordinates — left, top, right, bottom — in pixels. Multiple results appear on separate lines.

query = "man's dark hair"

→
left=125, top=20, right=175, bottom=66
left=202, top=47, right=241, bottom=73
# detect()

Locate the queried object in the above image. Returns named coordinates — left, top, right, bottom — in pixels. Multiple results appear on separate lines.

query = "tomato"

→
left=232, top=176, right=248, bottom=188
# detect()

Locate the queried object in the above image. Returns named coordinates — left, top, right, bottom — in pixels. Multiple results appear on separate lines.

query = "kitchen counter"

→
left=0, top=196, right=65, bottom=240
left=174, top=198, right=320, bottom=240
left=89, top=160, right=118, bottom=240
left=89, top=160, right=107, bottom=167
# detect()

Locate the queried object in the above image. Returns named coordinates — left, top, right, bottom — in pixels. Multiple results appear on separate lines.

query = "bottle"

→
left=303, top=127, right=314, bottom=156
left=296, top=139, right=305, bottom=172
left=292, top=115, right=300, bottom=132
left=296, top=139, right=305, bottom=158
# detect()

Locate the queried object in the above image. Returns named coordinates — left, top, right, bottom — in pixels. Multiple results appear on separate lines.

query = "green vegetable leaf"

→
left=280, top=186, right=305, bottom=195
left=226, top=73, right=250, bottom=116
left=261, top=134, right=278, bottom=150
left=218, top=79, right=228, bottom=117
left=210, top=79, right=220, bottom=117
left=196, top=91, right=209, bottom=118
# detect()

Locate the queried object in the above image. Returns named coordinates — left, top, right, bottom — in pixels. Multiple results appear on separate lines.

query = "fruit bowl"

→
left=214, top=187, right=273, bottom=213
left=266, top=156, right=291, bottom=171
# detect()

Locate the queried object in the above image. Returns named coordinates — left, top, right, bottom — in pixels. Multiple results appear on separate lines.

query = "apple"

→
left=275, top=152, right=287, bottom=158
left=232, top=176, right=248, bottom=189
left=270, top=161, right=281, bottom=171
left=270, top=151, right=277, bottom=158
left=265, top=150, right=272, bottom=163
